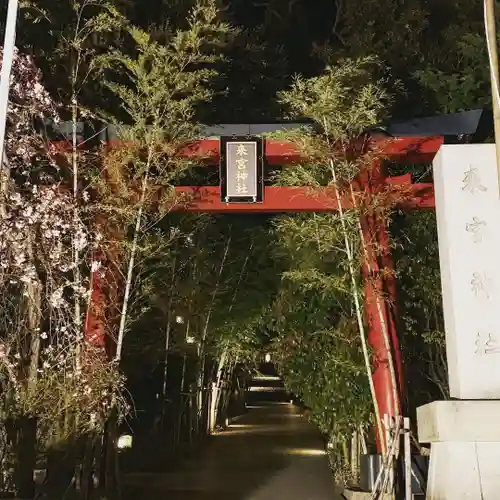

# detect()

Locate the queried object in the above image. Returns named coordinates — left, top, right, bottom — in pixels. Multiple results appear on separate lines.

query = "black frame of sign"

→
left=219, top=135, right=265, bottom=204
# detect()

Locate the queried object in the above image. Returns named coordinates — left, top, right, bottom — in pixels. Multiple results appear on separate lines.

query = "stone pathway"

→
left=123, top=402, right=342, bottom=499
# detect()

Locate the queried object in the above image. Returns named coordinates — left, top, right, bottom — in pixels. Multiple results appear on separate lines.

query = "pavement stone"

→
left=123, top=402, right=343, bottom=499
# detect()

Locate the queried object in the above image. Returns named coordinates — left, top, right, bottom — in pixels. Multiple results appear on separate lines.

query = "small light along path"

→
left=123, top=401, right=343, bottom=499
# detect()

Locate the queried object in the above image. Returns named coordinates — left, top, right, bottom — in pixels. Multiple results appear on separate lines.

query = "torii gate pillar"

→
left=361, top=160, right=405, bottom=447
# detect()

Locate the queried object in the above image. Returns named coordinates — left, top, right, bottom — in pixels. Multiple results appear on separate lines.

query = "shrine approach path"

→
left=123, top=402, right=342, bottom=500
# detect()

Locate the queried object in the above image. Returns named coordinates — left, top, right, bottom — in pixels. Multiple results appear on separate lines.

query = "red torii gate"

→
left=81, top=133, right=442, bottom=452
left=171, top=135, right=442, bottom=451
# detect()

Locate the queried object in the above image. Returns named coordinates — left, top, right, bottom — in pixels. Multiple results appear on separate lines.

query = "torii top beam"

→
left=180, top=136, right=443, bottom=165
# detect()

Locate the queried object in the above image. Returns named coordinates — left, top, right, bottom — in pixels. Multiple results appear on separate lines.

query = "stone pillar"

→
left=418, top=401, right=500, bottom=499
left=417, top=144, right=500, bottom=499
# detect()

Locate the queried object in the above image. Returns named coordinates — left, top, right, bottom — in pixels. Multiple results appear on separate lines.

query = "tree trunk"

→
left=13, top=236, right=41, bottom=498
left=45, top=444, right=77, bottom=500
left=13, top=417, right=37, bottom=499
left=80, top=433, right=98, bottom=500
left=100, top=412, right=120, bottom=500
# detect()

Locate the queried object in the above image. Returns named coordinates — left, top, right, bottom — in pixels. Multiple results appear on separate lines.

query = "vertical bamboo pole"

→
left=384, top=414, right=393, bottom=494
left=351, top=431, right=359, bottom=480
left=404, top=417, right=412, bottom=500
left=0, top=0, right=19, bottom=220
left=0, top=0, right=19, bottom=164
left=484, top=0, right=500, bottom=194
left=160, top=255, right=177, bottom=428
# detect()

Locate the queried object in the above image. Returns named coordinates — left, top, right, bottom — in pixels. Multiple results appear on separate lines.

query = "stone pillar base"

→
left=342, top=489, right=393, bottom=500
left=417, top=400, right=500, bottom=499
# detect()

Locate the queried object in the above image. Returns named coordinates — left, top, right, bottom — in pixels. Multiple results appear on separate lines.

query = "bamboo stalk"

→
left=210, top=349, right=227, bottom=433
left=210, top=242, right=254, bottom=432
left=351, top=430, right=360, bottom=480
left=0, top=0, right=19, bottom=171
left=197, top=237, right=231, bottom=423
left=382, top=419, right=401, bottom=498
left=71, top=97, right=84, bottom=380
left=404, top=417, right=412, bottom=500
left=0, top=152, right=8, bottom=219
left=384, top=415, right=394, bottom=494
left=160, top=254, right=177, bottom=427
left=371, top=416, right=401, bottom=499
left=359, top=425, right=368, bottom=455
left=176, top=257, right=197, bottom=444
left=115, top=163, right=151, bottom=362
left=329, top=159, right=386, bottom=456
left=176, top=354, right=187, bottom=446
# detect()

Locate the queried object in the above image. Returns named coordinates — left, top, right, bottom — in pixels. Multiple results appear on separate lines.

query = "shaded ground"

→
left=123, top=402, right=342, bottom=499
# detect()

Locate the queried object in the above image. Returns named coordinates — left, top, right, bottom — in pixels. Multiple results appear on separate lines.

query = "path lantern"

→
left=220, top=136, right=264, bottom=204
